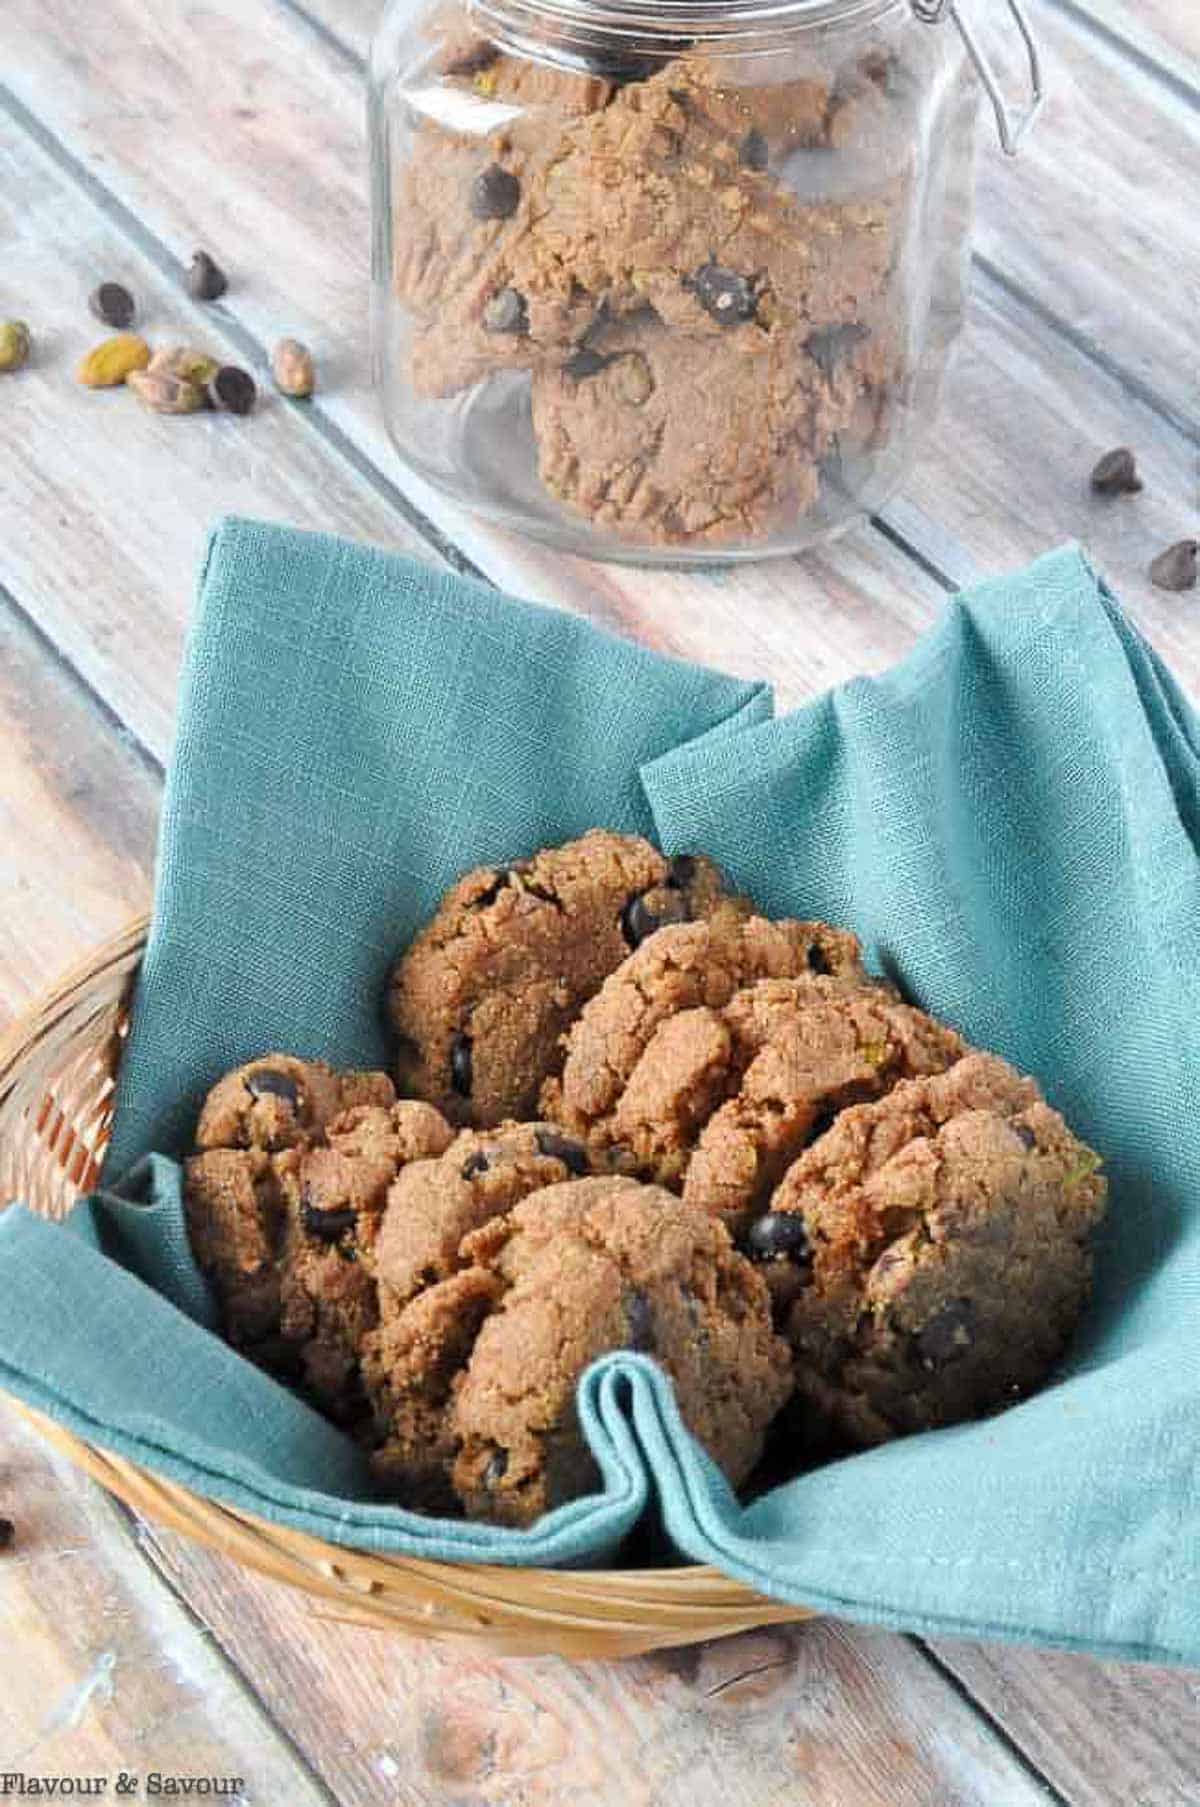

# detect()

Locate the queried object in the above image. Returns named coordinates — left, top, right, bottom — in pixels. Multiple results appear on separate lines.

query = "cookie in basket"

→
left=185, top=1060, right=452, bottom=1416
left=363, top=1175, right=793, bottom=1525
left=542, top=914, right=962, bottom=1221
left=753, top=1052, right=1108, bottom=1445
left=386, top=829, right=749, bottom=1128
left=194, top=1052, right=396, bottom=1154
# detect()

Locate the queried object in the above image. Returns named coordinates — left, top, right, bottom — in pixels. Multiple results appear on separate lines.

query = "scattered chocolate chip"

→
left=1012, top=1122, right=1038, bottom=1151
left=687, top=262, right=759, bottom=328
left=914, top=1298, right=976, bottom=1369
left=209, top=364, right=257, bottom=415
left=461, top=1149, right=490, bottom=1179
left=469, top=163, right=520, bottom=221
left=806, top=322, right=870, bottom=379
left=88, top=281, right=136, bottom=330
left=0, top=1516, right=13, bottom=1551
left=186, top=249, right=228, bottom=301
left=738, top=128, right=769, bottom=171
left=564, top=346, right=614, bottom=381
left=484, top=1447, right=508, bottom=1486
left=450, top=1033, right=473, bottom=1097
left=807, top=943, right=833, bottom=976
left=482, top=287, right=529, bottom=336
left=1150, top=540, right=1198, bottom=593
left=244, top=1067, right=300, bottom=1105
left=624, top=1288, right=656, bottom=1351
left=744, top=1211, right=812, bottom=1265
left=535, top=1128, right=589, bottom=1175
left=1089, top=446, right=1142, bottom=496
left=444, top=38, right=499, bottom=77
left=302, top=1200, right=357, bottom=1243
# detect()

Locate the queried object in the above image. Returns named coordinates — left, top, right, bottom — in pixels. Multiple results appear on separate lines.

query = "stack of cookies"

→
left=185, top=831, right=1107, bottom=1527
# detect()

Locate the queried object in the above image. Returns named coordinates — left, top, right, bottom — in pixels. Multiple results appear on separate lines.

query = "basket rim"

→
left=0, top=914, right=813, bottom=1652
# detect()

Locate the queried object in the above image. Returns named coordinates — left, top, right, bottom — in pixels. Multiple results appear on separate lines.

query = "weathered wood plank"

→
left=927, top=1639, right=1200, bottom=1807
left=0, top=599, right=157, bottom=1033
left=1049, top=0, right=1200, bottom=82
left=0, top=1399, right=334, bottom=1802
left=134, top=1522, right=1060, bottom=1807
left=0, top=112, right=443, bottom=766
left=971, top=1, right=1200, bottom=428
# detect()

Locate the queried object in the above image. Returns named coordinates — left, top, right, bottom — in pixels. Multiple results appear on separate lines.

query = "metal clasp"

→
left=914, top=0, right=1045, bottom=157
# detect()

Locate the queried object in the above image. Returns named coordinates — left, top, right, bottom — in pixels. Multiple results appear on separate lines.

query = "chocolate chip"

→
left=806, top=322, right=870, bottom=379
left=0, top=1515, right=13, bottom=1552
left=186, top=249, right=227, bottom=301
left=744, top=1211, right=811, bottom=1265
left=914, top=1298, right=976, bottom=1369
left=620, top=892, right=654, bottom=948
left=483, top=1447, right=508, bottom=1486
left=461, top=1149, right=490, bottom=1179
left=564, top=346, right=615, bottom=381
left=1012, top=1122, right=1038, bottom=1151
left=535, top=1128, right=589, bottom=1175
left=472, top=867, right=516, bottom=908
left=88, top=281, right=136, bottom=329
left=450, top=1034, right=473, bottom=1097
left=1090, top=446, right=1142, bottom=495
left=624, top=1288, right=655, bottom=1351
left=302, top=1199, right=357, bottom=1243
left=469, top=163, right=520, bottom=221
left=687, top=262, right=759, bottom=327
left=666, top=854, right=698, bottom=888
left=444, top=39, right=499, bottom=77
left=482, top=288, right=529, bottom=336
left=807, top=943, right=833, bottom=976
left=244, top=1067, right=300, bottom=1105
left=806, top=1105, right=838, bottom=1146
left=1150, top=540, right=1198, bottom=593
left=209, top=365, right=257, bottom=415
left=738, top=128, right=769, bottom=171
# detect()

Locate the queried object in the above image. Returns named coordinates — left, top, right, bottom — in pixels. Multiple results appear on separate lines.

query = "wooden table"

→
left=1, top=2, right=1198, bottom=1800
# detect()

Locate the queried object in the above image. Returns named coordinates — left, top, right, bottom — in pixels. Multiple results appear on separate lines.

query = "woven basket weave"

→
left=0, top=918, right=812, bottom=1656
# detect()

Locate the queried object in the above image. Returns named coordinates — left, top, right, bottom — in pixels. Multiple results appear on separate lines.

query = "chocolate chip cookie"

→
left=194, top=1053, right=395, bottom=1154
left=532, top=316, right=824, bottom=542
left=542, top=913, right=871, bottom=1166
left=681, top=979, right=967, bottom=1231
left=373, top=1119, right=593, bottom=1316
left=185, top=1086, right=453, bottom=1416
left=387, top=830, right=746, bottom=1127
left=364, top=1176, right=793, bottom=1525
left=754, top=1053, right=1107, bottom=1445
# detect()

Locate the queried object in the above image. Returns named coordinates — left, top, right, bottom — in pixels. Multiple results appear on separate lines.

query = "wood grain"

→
left=0, top=1401, right=333, bottom=1802
left=927, top=1639, right=1200, bottom=1807
left=134, top=1523, right=1060, bottom=1807
left=5, top=0, right=1197, bottom=695
left=0, top=112, right=442, bottom=765
left=0, top=599, right=157, bottom=1033
left=1051, top=0, right=1200, bottom=81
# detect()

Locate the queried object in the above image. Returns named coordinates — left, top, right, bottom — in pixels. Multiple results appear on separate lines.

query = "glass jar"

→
left=370, top=0, right=1039, bottom=564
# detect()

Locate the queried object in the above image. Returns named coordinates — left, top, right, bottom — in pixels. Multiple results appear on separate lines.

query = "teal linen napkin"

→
left=1, top=520, right=1197, bottom=1663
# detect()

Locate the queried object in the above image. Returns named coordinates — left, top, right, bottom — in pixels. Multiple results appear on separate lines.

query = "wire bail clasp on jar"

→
left=912, top=0, right=1044, bottom=156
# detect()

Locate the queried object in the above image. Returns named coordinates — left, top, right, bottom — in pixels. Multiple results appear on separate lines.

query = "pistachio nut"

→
left=271, top=337, right=315, bottom=398
left=148, top=344, right=220, bottom=389
left=77, top=332, right=152, bottom=388
left=0, top=321, right=31, bottom=373
left=127, top=368, right=207, bottom=414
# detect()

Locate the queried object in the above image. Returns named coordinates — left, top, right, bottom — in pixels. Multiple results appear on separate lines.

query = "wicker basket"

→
left=0, top=919, right=813, bottom=1657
